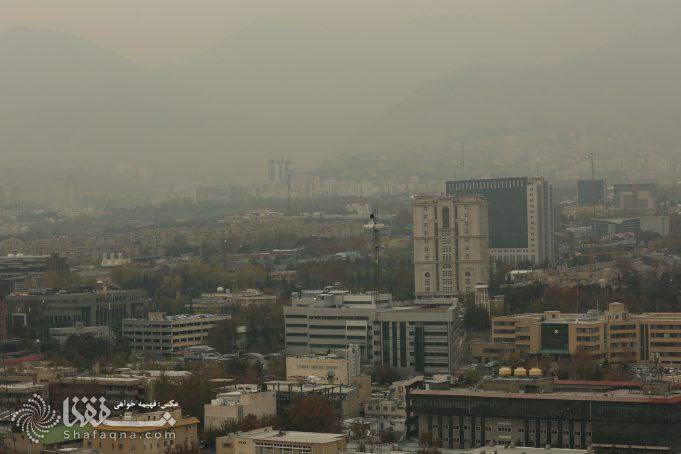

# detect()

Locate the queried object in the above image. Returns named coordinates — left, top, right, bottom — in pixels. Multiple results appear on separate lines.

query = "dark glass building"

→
left=409, top=388, right=681, bottom=450
left=446, top=177, right=554, bottom=264
left=577, top=179, right=606, bottom=207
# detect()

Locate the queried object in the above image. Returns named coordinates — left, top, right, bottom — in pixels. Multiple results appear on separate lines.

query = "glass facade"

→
left=446, top=178, right=528, bottom=249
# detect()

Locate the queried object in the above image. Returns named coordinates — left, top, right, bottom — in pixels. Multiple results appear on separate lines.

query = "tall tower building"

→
left=446, top=177, right=554, bottom=265
left=413, top=194, right=489, bottom=299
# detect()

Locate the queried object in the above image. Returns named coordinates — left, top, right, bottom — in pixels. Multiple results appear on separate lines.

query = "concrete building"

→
left=470, top=302, right=681, bottom=366
left=613, top=183, right=657, bottom=210
left=413, top=194, right=489, bottom=299
left=372, top=305, right=465, bottom=375
left=446, top=177, right=555, bottom=265
left=48, top=376, right=149, bottom=410
left=122, top=312, right=229, bottom=357
left=81, top=409, right=199, bottom=453
left=7, top=288, right=146, bottom=334
left=192, top=289, right=276, bottom=314
left=409, top=381, right=681, bottom=450
left=265, top=379, right=367, bottom=419
left=284, top=287, right=391, bottom=361
left=204, top=386, right=277, bottom=431
left=217, top=427, right=346, bottom=454
left=49, top=324, right=113, bottom=345
left=286, top=345, right=361, bottom=384
left=0, top=382, right=48, bottom=409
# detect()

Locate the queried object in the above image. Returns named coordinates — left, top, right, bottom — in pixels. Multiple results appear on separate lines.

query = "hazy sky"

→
left=2, top=0, right=565, bottom=66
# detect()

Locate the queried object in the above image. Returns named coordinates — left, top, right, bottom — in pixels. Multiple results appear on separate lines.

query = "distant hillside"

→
left=351, top=24, right=681, bottom=154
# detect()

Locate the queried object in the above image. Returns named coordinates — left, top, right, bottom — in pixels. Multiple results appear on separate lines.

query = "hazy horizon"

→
left=2, top=0, right=681, bottom=205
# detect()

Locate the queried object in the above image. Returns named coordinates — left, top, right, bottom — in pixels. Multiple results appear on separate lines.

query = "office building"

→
left=372, top=305, right=465, bottom=375
left=413, top=194, right=489, bottom=298
left=470, top=302, right=681, bottom=366
left=286, top=345, right=361, bottom=384
left=204, top=386, right=277, bottom=431
left=446, top=177, right=554, bottom=265
left=409, top=379, right=681, bottom=450
left=613, top=183, right=657, bottom=210
left=122, top=312, right=229, bottom=357
left=217, top=427, right=347, bottom=454
left=7, top=288, right=146, bottom=334
left=577, top=179, right=606, bottom=207
left=284, top=287, right=391, bottom=361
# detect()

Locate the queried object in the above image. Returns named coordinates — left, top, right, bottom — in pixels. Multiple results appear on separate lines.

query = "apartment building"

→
left=413, top=194, right=489, bottom=298
left=283, top=287, right=391, bottom=361
left=446, top=177, right=555, bottom=265
left=216, top=427, right=347, bottom=454
left=372, top=305, right=465, bottom=375
left=286, top=345, right=361, bottom=384
left=471, top=302, right=681, bottom=366
left=122, top=312, right=229, bottom=357
left=204, top=386, right=277, bottom=430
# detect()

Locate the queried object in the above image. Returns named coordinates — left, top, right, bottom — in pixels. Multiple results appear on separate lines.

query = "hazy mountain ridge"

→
left=350, top=23, right=681, bottom=156
left=2, top=0, right=681, bottom=185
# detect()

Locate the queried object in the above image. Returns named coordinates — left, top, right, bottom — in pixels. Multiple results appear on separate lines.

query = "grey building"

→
left=372, top=305, right=465, bottom=376
left=577, top=179, right=606, bottom=207
left=284, top=287, right=391, bottom=362
left=446, top=177, right=554, bottom=265
left=7, top=288, right=146, bottom=334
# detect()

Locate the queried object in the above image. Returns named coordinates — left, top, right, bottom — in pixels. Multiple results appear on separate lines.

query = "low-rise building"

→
left=80, top=409, right=199, bottom=453
left=192, top=289, right=276, bottom=314
left=49, top=324, right=113, bottom=345
left=216, top=427, right=347, bottom=454
left=286, top=345, right=361, bottom=384
left=409, top=381, right=681, bottom=450
left=122, top=312, right=229, bottom=357
left=204, top=386, right=277, bottom=431
left=7, top=288, right=146, bottom=334
left=470, top=302, right=681, bottom=366
left=48, top=376, right=149, bottom=410
left=265, top=380, right=365, bottom=419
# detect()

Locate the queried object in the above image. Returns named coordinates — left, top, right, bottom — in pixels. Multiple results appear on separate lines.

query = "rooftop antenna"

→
left=365, top=211, right=385, bottom=293
left=590, top=151, right=597, bottom=219
left=461, top=141, right=465, bottom=175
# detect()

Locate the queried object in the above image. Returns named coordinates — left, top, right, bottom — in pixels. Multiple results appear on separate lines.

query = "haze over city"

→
left=2, top=2, right=681, bottom=453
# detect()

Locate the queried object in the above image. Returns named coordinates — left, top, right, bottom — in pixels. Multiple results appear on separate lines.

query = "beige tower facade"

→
left=413, top=194, right=489, bottom=299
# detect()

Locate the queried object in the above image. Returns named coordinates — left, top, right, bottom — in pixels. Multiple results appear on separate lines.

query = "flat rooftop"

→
left=410, top=388, right=681, bottom=404
left=242, top=428, right=345, bottom=444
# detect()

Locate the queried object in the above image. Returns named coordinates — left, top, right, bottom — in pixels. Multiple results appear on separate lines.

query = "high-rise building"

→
left=413, top=194, right=489, bottom=299
left=613, top=183, right=657, bottom=210
left=446, top=177, right=554, bottom=265
left=577, top=179, right=606, bottom=207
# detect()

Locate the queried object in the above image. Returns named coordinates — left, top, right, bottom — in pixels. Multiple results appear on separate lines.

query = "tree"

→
left=206, top=319, right=238, bottom=354
left=62, top=334, right=109, bottom=370
left=462, top=303, right=490, bottom=331
left=285, top=396, right=342, bottom=433
left=372, top=366, right=401, bottom=385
